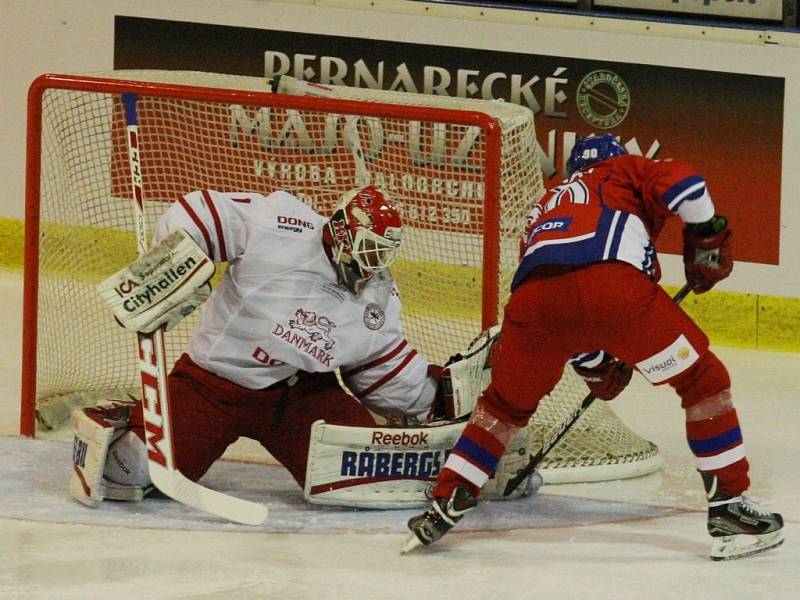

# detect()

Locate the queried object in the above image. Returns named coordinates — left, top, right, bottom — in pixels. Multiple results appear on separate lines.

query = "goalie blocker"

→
left=438, top=325, right=499, bottom=419
left=97, top=228, right=215, bottom=333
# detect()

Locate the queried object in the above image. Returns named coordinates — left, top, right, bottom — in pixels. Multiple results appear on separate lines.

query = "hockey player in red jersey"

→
left=403, top=134, right=784, bottom=560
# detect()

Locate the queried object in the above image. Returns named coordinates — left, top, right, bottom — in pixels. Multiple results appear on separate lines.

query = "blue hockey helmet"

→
left=566, top=134, right=627, bottom=176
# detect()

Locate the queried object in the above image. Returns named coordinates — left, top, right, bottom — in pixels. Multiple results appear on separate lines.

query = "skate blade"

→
left=401, top=532, right=424, bottom=555
left=710, top=530, right=785, bottom=561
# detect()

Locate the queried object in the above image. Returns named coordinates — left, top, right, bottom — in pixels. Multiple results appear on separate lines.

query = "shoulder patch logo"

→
left=364, top=303, right=386, bottom=330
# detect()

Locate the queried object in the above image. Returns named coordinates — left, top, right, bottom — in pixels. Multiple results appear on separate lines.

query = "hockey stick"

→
left=121, top=93, right=268, bottom=525
left=502, top=281, right=694, bottom=497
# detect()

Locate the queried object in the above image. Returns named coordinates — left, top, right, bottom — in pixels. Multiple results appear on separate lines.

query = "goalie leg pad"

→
left=303, top=415, right=537, bottom=509
left=304, top=419, right=466, bottom=509
left=70, top=401, right=153, bottom=507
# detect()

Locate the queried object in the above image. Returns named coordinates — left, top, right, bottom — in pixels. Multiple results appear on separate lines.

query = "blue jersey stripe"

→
left=662, top=175, right=705, bottom=209
left=512, top=206, right=629, bottom=291
left=688, top=427, right=743, bottom=455
left=670, top=185, right=706, bottom=213
left=570, top=350, right=605, bottom=367
left=452, top=436, right=501, bottom=474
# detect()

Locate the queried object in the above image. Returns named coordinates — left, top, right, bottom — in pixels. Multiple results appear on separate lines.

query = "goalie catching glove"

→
left=430, top=326, right=500, bottom=420
left=97, top=229, right=215, bottom=333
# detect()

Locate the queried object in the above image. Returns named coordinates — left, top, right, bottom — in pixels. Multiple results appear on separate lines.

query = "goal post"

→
left=22, top=71, right=660, bottom=483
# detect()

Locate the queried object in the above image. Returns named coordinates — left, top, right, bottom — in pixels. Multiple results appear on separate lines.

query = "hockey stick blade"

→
left=502, top=391, right=594, bottom=496
left=503, top=282, right=694, bottom=497
left=401, top=531, right=425, bottom=555
left=149, top=465, right=268, bottom=526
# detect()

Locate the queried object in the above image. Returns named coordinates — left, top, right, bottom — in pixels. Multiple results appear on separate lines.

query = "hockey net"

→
left=22, top=71, right=660, bottom=483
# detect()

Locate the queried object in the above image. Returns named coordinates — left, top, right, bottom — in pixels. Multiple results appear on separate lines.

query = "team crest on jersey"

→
left=363, top=303, right=386, bottom=330
left=288, top=308, right=337, bottom=350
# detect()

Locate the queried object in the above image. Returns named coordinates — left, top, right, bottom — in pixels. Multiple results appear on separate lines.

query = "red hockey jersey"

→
left=513, top=154, right=716, bottom=291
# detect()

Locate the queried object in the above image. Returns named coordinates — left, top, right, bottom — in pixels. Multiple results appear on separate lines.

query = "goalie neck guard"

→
left=323, top=186, right=402, bottom=295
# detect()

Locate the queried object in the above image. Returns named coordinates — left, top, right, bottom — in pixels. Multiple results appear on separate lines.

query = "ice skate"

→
left=401, top=487, right=477, bottom=554
left=702, top=473, right=784, bottom=560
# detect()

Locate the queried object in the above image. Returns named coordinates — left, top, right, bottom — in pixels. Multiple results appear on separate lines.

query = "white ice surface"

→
left=1, top=272, right=797, bottom=599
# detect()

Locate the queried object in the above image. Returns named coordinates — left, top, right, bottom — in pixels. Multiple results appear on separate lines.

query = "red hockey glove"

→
left=683, top=215, right=733, bottom=294
left=573, top=359, right=633, bottom=401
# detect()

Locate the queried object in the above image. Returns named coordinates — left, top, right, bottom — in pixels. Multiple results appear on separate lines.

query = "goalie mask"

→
left=566, top=133, right=627, bottom=176
left=324, top=186, right=402, bottom=295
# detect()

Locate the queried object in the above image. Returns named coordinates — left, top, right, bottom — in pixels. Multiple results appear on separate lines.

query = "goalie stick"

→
left=121, top=93, right=268, bottom=525
left=502, top=282, right=694, bottom=497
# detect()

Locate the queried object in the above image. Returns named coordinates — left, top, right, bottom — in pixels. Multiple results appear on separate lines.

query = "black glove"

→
left=427, top=364, right=451, bottom=420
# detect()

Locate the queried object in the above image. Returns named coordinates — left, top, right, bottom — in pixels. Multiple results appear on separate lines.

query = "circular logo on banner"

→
left=576, top=70, right=631, bottom=129
left=363, top=303, right=386, bottom=330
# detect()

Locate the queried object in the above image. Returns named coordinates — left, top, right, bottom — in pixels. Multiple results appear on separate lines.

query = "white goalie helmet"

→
left=324, top=186, right=403, bottom=294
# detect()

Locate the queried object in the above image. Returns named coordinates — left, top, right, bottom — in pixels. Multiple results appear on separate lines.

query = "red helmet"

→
left=324, top=186, right=402, bottom=294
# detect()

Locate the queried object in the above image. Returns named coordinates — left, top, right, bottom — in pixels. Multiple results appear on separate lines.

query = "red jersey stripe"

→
left=178, top=195, right=213, bottom=256
left=341, top=339, right=408, bottom=379
left=355, top=349, right=418, bottom=399
left=201, top=189, right=228, bottom=262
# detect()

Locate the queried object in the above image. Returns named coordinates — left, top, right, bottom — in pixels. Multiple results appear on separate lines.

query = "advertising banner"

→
left=595, top=0, right=784, bottom=21
left=115, top=17, right=785, bottom=265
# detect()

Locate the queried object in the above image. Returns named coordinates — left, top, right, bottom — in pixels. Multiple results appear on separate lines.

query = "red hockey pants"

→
left=136, top=354, right=376, bottom=487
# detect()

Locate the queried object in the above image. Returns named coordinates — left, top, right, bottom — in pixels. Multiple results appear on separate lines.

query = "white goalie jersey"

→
left=153, top=189, right=436, bottom=420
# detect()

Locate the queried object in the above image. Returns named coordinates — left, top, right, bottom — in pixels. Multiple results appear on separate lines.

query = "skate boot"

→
left=401, top=487, right=477, bottom=554
left=702, top=473, right=784, bottom=560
